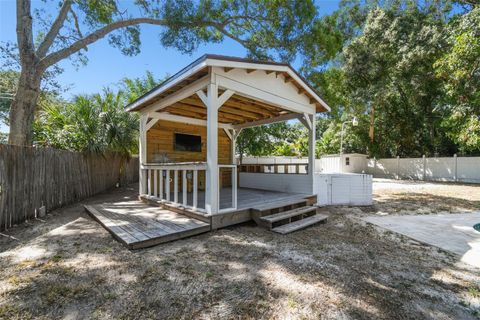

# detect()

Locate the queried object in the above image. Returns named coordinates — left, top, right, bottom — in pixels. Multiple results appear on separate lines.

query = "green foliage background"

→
left=1, top=0, right=478, bottom=158
left=238, top=1, right=479, bottom=159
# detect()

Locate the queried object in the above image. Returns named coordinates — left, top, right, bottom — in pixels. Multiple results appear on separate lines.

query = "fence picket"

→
left=0, top=145, right=139, bottom=231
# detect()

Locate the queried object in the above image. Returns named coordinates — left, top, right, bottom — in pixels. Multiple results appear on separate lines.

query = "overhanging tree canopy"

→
left=5, top=0, right=318, bottom=146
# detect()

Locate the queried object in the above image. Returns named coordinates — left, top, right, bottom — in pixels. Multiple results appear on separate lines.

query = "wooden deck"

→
left=85, top=200, right=210, bottom=250
left=159, top=187, right=310, bottom=211
left=142, top=187, right=315, bottom=229
left=86, top=188, right=317, bottom=249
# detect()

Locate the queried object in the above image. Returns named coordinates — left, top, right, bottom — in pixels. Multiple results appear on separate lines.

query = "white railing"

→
left=218, top=164, right=237, bottom=213
left=141, top=162, right=207, bottom=212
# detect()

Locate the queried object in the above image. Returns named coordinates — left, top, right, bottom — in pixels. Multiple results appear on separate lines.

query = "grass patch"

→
left=44, top=283, right=89, bottom=305
left=15, top=259, right=36, bottom=270
left=0, top=304, right=32, bottom=320
left=49, top=255, right=62, bottom=263
left=468, top=287, right=480, bottom=298
left=7, top=274, right=33, bottom=288
left=7, top=275, right=22, bottom=286
left=287, top=293, right=298, bottom=309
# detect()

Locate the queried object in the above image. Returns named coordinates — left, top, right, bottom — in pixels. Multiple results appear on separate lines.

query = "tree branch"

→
left=36, top=0, right=72, bottom=58
left=38, top=17, right=249, bottom=70
left=16, top=0, right=35, bottom=66
left=70, top=7, right=83, bottom=39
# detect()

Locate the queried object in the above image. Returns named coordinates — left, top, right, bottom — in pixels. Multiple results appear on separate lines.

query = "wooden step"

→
left=272, top=214, right=328, bottom=235
left=252, top=199, right=307, bottom=213
left=260, top=206, right=317, bottom=225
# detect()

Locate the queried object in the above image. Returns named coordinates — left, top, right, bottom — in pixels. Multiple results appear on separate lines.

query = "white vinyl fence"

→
left=367, top=155, right=480, bottom=183
left=239, top=154, right=367, bottom=174
left=241, top=155, right=480, bottom=184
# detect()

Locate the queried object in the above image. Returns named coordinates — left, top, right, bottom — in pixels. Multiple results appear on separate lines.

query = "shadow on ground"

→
left=0, top=183, right=479, bottom=319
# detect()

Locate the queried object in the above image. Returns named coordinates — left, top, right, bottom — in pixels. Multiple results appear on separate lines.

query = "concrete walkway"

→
left=364, top=212, right=480, bottom=268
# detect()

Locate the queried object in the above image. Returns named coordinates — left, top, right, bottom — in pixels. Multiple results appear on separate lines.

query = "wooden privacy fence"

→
left=0, top=144, right=139, bottom=230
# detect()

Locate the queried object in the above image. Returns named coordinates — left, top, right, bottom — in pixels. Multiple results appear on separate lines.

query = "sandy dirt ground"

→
left=0, top=180, right=479, bottom=320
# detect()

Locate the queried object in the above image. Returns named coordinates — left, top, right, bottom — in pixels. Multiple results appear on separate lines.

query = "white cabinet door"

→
left=331, top=177, right=351, bottom=205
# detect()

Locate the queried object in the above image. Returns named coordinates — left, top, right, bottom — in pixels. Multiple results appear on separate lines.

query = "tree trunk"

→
left=8, top=68, right=41, bottom=146
left=369, top=105, right=375, bottom=143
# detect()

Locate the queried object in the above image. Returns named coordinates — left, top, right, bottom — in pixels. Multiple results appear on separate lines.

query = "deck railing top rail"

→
left=142, top=162, right=207, bottom=170
left=240, top=163, right=308, bottom=174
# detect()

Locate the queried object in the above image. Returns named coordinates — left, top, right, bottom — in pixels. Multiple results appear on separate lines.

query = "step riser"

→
left=252, top=202, right=308, bottom=228
left=258, top=202, right=307, bottom=216
left=260, top=207, right=317, bottom=229
left=272, top=214, right=328, bottom=234
left=270, top=210, right=316, bottom=229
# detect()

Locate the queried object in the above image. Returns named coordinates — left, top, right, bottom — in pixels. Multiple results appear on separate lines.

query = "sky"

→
left=0, top=0, right=342, bottom=133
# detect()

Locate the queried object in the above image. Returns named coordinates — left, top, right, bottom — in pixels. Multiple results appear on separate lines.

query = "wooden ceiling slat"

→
left=218, top=112, right=250, bottom=122
left=231, top=95, right=284, bottom=112
left=219, top=106, right=262, bottom=120
left=166, top=109, right=234, bottom=124
left=168, top=103, right=206, bottom=115
left=180, top=96, right=277, bottom=122
left=222, top=101, right=277, bottom=117
left=166, top=108, right=205, bottom=119
left=167, top=103, right=247, bottom=122
left=227, top=98, right=281, bottom=115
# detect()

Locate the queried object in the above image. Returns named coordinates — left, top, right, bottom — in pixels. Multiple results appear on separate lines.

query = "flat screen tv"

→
left=174, top=133, right=202, bottom=152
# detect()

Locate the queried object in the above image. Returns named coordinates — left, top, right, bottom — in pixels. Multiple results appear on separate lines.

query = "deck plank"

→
left=85, top=201, right=210, bottom=249
left=84, top=205, right=141, bottom=245
left=252, top=199, right=308, bottom=212
left=260, top=206, right=317, bottom=223
left=98, top=206, right=163, bottom=240
left=272, top=214, right=328, bottom=234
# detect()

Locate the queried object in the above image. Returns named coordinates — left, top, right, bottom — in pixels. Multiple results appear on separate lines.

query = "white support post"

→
left=153, top=169, right=158, bottom=197
left=165, top=170, right=170, bottom=201
left=174, top=169, right=179, bottom=203
left=454, top=154, right=458, bottom=182
left=205, top=82, right=219, bottom=214
left=396, top=156, right=400, bottom=180
left=193, top=169, right=198, bottom=210
left=232, top=166, right=237, bottom=209
left=231, top=129, right=237, bottom=165
left=139, top=114, right=148, bottom=195
left=422, top=155, right=426, bottom=181
left=182, top=170, right=187, bottom=206
left=147, top=169, right=152, bottom=195
left=159, top=169, right=164, bottom=200
left=307, top=113, right=316, bottom=194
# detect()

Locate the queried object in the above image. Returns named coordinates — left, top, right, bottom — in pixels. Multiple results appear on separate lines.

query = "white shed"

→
left=315, top=173, right=372, bottom=206
left=319, top=153, right=368, bottom=174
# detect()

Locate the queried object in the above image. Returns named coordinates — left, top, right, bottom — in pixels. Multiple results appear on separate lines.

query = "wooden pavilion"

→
left=86, top=55, right=331, bottom=249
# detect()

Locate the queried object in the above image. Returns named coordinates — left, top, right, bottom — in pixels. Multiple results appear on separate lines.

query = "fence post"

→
left=422, top=155, right=426, bottom=181
left=396, top=156, right=400, bottom=180
left=454, top=154, right=458, bottom=182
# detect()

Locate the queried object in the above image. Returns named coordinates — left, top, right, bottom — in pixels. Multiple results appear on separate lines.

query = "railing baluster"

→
left=147, top=169, right=152, bottom=196
left=165, top=170, right=170, bottom=201
left=141, top=163, right=209, bottom=211
left=182, top=170, right=187, bottom=206
left=174, top=169, right=178, bottom=204
left=159, top=169, right=163, bottom=200
left=193, top=169, right=198, bottom=210
left=153, top=169, right=158, bottom=197
left=232, top=166, right=237, bottom=209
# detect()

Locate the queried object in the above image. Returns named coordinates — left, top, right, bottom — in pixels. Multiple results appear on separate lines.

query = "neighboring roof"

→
left=125, top=54, right=330, bottom=113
